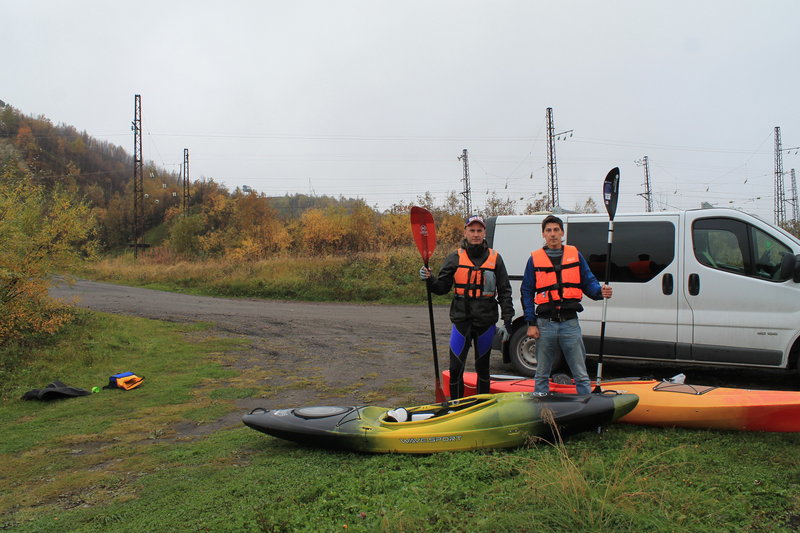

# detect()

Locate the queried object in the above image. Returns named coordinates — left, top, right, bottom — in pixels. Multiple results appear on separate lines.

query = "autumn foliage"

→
left=0, top=164, right=96, bottom=346
left=159, top=190, right=470, bottom=260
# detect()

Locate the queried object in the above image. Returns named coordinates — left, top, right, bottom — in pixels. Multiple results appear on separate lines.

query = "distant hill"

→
left=0, top=101, right=133, bottom=206
left=0, top=102, right=385, bottom=251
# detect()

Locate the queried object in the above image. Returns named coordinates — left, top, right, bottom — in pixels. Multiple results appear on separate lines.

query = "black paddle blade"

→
left=602, top=167, right=620, bottom=221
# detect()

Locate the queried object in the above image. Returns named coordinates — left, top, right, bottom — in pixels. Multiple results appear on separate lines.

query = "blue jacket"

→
left=521, top=247, right=603, bottom=324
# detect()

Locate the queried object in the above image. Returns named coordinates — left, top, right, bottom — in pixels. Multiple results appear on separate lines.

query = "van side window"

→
left=566, top=221, right=675, bottom=283
left=752, top=226, right=792, bottom=280
left=692, top=218, right=792, bottom=281
left=693, top=221, right=745, bottom=273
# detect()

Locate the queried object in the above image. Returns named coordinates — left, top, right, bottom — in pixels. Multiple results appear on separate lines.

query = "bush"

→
left=0, top=167, right=96, bottom=347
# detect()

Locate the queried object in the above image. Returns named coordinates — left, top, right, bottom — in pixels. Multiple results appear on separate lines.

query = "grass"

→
left=2, top=312, right=800, bottom=532
left=74, top=247, right=452, bottom=305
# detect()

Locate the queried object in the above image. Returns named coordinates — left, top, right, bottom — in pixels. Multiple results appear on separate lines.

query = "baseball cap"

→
left=465, top=215, right=486, bottom=228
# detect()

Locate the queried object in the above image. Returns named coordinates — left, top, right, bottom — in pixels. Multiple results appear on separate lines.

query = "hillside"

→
left=0, top=102, right=437, bottom=254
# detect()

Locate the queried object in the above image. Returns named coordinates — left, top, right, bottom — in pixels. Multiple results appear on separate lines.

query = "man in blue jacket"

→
left=521, top=215, right=612, bottom=394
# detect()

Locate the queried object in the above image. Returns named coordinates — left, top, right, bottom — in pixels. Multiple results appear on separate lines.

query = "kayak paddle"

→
left=594, top=167, right=620, bottom=393
left=410, top=206, right=445, bottom=402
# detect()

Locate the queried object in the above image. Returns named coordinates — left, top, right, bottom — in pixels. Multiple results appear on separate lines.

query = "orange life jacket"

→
left=454, top=248, right=499, bottom=298
left=532, top=245, right=583, bottom=306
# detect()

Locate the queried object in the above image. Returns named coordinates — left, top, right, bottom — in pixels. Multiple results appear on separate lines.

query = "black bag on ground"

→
left=21, top=381, right=91, bottom=401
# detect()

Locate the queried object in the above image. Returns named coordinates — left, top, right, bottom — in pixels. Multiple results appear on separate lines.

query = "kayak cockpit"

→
left=650, top=382, right=717, bottom=395
left=383, top=395, right=496, bottom=423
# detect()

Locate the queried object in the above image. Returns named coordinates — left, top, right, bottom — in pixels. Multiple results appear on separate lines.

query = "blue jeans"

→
left=534, top=318, right=591, bottom=395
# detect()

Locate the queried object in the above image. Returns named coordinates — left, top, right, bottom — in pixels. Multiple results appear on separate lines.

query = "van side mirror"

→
left=779, top=253, right=795, bottom=280
left=786, top=254, right=800, bottom=282
left=795, top=255, right=800, bottom=283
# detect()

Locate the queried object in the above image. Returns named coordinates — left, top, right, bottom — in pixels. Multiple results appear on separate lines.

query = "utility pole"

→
left=791, top=168, right=798, bottom=222
left=774, top=130, right=800, bottom=225
left=458, top=149, right=472, bottom=217
left=132, top=94, right=144, bottom=258
left=545, top=108, right=558, bottom=211
left=775, top=126, right=786, bottom=226
left=635, top=156, right=653, bottom=212
left=545, top=107, right=572, bottom=211
left=182, top=148, right=190, bottom=217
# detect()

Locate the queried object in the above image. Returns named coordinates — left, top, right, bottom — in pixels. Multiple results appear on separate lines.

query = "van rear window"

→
left=566, top=221, right=675, bottom=283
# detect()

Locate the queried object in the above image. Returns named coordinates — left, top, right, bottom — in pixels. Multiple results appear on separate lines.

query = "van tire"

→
left=792, top=341, right=800, bottom=379
left=509, top=327, right=537, bottom=376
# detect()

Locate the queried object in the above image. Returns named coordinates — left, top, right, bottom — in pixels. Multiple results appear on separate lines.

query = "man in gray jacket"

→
left=420, top=215, right=514, bottom=399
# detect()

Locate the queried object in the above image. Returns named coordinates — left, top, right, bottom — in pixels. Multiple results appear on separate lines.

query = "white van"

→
left=487, top=208, right=800, bottom=377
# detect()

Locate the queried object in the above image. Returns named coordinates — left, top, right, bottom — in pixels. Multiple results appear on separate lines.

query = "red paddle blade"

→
left=434, top=384, right=445, bottom=403
left=410, top=206, right=436, bottom=265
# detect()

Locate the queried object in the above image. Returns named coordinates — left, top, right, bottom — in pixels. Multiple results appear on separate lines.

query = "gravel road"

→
left=49, top=279, right=501, bottom=412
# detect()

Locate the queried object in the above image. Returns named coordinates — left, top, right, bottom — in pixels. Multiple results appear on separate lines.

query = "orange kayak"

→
left=442, top=370, right=800, bottom=432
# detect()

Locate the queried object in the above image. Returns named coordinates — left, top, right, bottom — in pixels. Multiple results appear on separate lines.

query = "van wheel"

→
left=509, top=327, right=537, bottom=377
left=792, top=342, right=800, bottom=379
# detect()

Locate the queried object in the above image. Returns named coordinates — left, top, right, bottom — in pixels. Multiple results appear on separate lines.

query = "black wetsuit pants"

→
left=448, top=322, right=496, bottom=399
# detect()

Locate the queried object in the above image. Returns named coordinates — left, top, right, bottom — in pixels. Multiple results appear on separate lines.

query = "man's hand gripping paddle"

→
left=594, top=167, right=620, bottom=394
left=410, top=207, right=446, bottom=402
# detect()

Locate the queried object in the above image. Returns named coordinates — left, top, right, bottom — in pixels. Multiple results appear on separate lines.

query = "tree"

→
left=523, top=193, right=549, bottom=214
left=0, top=166, right=96, bottom=346
left=438, top=213, right=466, bottom=248
left=227, top=192, right=290, bottom=260
left=443, top=191, right=463, bottom=217
left=781, top=219, right=800, bottom=239
left=297, top=208, right=346, bottom=254
left=341, top=201, right=378, bottom=252
left=484, top=192, right=517, bottom=216
left=14, top=124, right=40, bottom=169
left=414, top=191, right=437, bottom=213
left=168, top=214, right=205, bottom=257
left=378, top=212, right=411, bottom=248
left=574, top=197, right=599, bottom=214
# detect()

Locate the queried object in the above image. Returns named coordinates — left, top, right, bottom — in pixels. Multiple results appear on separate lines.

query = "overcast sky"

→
left=4, top=1, right=800, bottom=222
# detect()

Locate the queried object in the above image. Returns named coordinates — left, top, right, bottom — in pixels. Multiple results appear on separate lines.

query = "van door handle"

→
left=662, top=273, right=673, bottom=295
left=688, top=273, right=700, bottom=296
